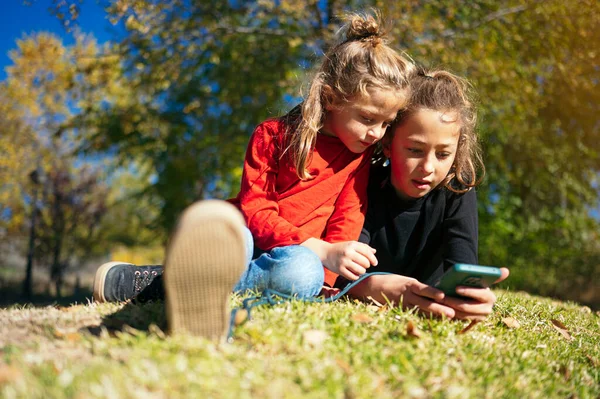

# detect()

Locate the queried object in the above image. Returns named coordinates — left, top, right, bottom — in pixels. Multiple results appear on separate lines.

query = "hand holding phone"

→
left=434, top=264, right=503, bottom=297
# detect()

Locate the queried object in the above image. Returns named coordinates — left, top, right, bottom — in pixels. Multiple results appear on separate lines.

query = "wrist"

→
left=301, top=238, right=331, bottom=267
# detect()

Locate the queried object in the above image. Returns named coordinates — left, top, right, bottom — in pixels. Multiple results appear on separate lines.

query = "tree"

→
left=41, top=0, right=600, bottom=303
left=1, top=32, right=132, bottom=296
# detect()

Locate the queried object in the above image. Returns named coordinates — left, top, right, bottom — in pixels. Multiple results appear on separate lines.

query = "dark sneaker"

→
left=164, top=200, right=246, bottom=340
left=93, top=261, right=164, bottom=303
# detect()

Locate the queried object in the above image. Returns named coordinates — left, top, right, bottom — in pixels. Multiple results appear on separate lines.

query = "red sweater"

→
left=229, top=118, right=372, bottom=287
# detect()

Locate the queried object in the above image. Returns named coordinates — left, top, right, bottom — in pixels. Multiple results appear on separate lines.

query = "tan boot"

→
left=164, top=200, right=246, bottom=340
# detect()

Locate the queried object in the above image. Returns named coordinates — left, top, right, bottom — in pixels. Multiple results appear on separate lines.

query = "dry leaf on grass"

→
left=585, top=354, right=599, bottom=367
left=335, top=359, right=352, bottom=374
left=406, top=320, right=422, bottom=338
left=550, top=319, right=573, bottom=341
left=459, top=320, right=479, bottom=334
left=352, top=313, right=374, bottom=323
left=0, top=365, right=22, bottom=384
left=53, top=328, right=82, bottom=342
left=502, top=317, right=521, bottom=328
left=233, top=309, right=248, bottom=326
left=59, top=305, right=86, bottom=313
left=366, top=296, right=384, bottom=307
left=559, top=364, right=571, bottom=380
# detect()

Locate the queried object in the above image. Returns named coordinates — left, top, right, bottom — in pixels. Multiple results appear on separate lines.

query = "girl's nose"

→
left=421, top=155, right=435, bottom=174
left=367, top=127, right=385, bottom=141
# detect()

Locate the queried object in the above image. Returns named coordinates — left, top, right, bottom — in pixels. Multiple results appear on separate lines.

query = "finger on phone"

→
left=494, top=267, right=510, bottom=284
left=454, top=286, right=496, bottom=303
left=409, top=282, right=445, bottom=301
left=443, top=295, right=494, bottom=316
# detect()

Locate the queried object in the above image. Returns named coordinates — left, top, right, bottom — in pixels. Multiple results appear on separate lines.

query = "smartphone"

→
left=434, top=264, right=502, bottom=296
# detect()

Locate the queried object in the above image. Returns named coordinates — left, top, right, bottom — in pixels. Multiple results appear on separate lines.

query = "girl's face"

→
left=322, top=88, right=404, bottom=154
left=384, top=108, right=460, bottom=200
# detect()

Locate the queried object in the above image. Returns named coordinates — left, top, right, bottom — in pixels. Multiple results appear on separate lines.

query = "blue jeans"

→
left=233, top=227, right=324, bottom=298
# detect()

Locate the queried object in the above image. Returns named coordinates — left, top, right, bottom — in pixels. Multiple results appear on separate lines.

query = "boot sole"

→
left=164, top=200, right=246, bottom=340
left=93, top=261, right=133, bottom=303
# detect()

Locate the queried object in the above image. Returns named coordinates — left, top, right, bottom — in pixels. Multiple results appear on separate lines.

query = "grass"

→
left=1, top=290, right=599, bottom=398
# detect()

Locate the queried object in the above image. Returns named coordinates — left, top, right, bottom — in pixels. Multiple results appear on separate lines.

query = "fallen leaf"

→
left=551, top=319, right=568, bottom=330
left=502, top=317, right=521, bottom=328
left=366, top=296, right=384, bottom=307
left=303, top=329, right=328, bottom=348
left=406, top=320, right=422, bottom=338
left=559, top=364, right=571, bottom=380
left=585, top=355, right=598, bottom=367
left=0, top=365, right=21, bottom=384
left=60, top=305, right=86, bottom=313
left=459, top=320, right=479, bottom=334
left=550, top=319, right=573, bottom=341
left=335, top=359, right=352, bottom=374
left=53, top=328, right=82, bottom=342
left=352, top=313, right=373, bottom=323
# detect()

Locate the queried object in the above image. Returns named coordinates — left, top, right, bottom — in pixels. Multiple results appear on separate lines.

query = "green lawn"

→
left=1, top=290, right=598, bottom=398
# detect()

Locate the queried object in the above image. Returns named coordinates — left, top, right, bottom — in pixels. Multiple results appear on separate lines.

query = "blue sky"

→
left=0, top=0, right=112, bottom=80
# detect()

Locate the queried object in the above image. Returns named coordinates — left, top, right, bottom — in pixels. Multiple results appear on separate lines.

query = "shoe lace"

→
left=134, top=270, right=159, bottom=295
left=228, top=271, right=394, bottom=341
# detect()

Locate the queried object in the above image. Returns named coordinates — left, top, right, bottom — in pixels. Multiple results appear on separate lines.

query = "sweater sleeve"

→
left=237, top=122, right=313, bottom=250
left=322, top=151, right=372, bottom=287
left=323, top=151, right=371, bottom=243
left=442, top=188, right=479, bottom=269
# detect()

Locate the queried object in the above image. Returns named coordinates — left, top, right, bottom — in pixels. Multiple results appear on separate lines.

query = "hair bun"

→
left=345, top=13, right=384, bottom=45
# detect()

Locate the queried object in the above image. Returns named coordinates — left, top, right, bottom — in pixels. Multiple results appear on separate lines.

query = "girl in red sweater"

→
left=93, top=12, right=414, bottom=338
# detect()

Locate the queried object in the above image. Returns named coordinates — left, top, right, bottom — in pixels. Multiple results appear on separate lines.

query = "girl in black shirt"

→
left=338, top=67, right=509, bottom=321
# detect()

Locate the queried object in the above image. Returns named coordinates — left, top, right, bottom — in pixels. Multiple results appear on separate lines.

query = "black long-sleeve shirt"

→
left=353, top=165, right=478, bottom=286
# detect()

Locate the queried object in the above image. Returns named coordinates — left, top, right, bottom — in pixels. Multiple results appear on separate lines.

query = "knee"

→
left=269, top=246, right=324, bottom=297
left=242, top=227, right=254, bottom=264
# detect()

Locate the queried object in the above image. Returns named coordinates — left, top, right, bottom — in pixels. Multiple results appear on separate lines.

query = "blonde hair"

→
left=384, top=66, right=485, bottom=193
left=283, top=11, right=414, bottom=180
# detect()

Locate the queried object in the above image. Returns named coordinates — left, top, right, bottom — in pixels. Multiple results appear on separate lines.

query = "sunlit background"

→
left=1, top=0, right=598, bottom=308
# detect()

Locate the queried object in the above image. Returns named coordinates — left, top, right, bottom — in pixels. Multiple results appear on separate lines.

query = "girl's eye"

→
left=437, top=152, right=451, bottom=160
left=407, top=148, right=422, bottom=155
left=361, top=116, right=373, bottom=123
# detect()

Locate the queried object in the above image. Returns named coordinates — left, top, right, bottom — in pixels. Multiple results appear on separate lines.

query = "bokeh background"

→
left=1, top=0, right=598, bottom=308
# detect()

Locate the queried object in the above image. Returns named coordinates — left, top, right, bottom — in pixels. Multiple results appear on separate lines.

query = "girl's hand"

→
left=348, top=274, right=456, bottom=319
left=324, top=241, right=378, bottom=281
left=439, top=267, right=510, bottom=321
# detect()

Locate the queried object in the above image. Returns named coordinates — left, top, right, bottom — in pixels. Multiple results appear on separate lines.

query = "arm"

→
left=303, top=153, right=377, bottom=283
left=347, top=273, right=455, bottom=319
left=238, top=122, right=312, bottom=249
left=437, top=189, right=509, bottom=320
